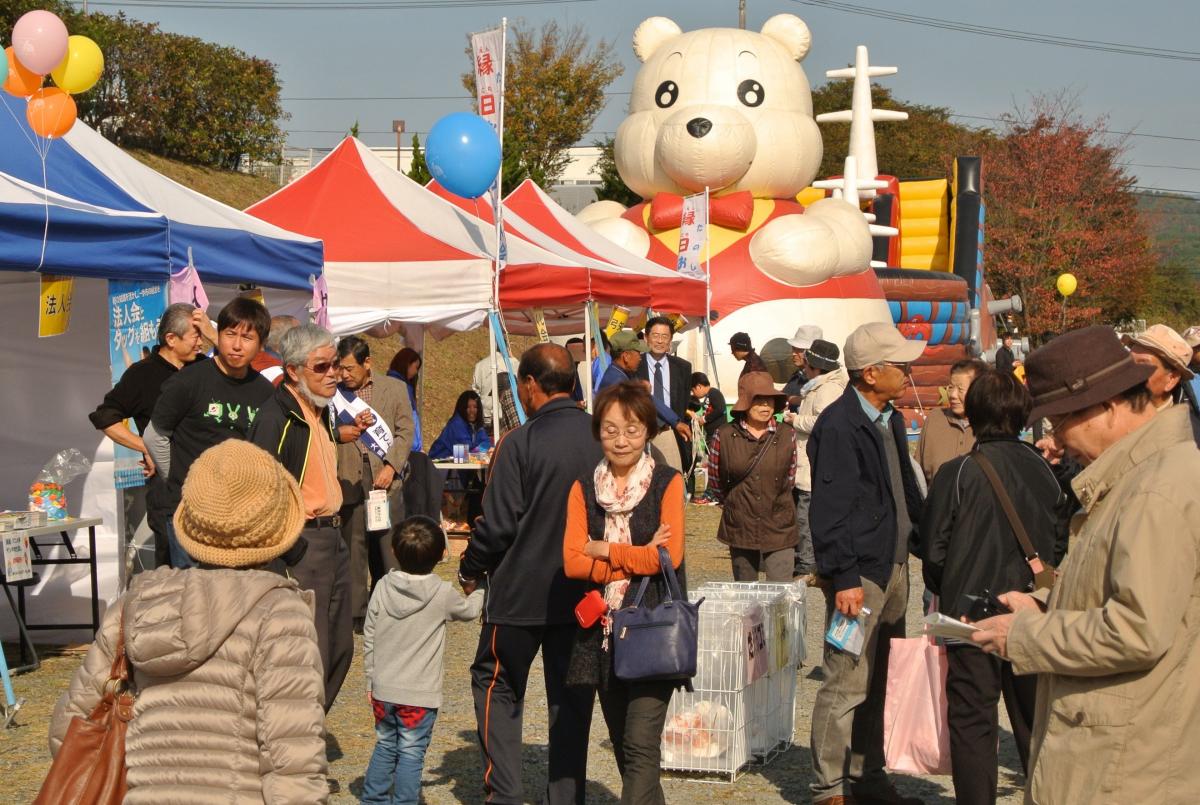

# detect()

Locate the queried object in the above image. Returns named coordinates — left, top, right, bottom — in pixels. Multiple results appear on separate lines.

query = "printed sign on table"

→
left=108, top=280, right=169, bottom=489
left=3, top=530, right=33, bottom=583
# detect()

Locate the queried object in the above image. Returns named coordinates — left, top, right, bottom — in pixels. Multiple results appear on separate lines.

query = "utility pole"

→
left=392, top=119, right=406, bottom=172
left=738, top=0, right=746, bottom=29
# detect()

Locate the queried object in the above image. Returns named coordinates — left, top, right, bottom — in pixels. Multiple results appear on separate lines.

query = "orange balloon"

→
left=4, top=46, right=43, bottom=97
left=26, top=87, right=77, bottom=138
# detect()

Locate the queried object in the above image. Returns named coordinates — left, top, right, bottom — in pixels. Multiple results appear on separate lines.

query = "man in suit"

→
left=636, top=315, right=693, bottom=473
left=335, top=336, right=416, bottom=630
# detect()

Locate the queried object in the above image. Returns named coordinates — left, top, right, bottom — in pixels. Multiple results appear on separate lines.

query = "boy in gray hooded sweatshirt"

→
left=362, top=516, right=484, bottom=804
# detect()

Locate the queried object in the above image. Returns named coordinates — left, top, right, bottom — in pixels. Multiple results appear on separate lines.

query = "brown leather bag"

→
left=34, top=613, right=134, bottom=805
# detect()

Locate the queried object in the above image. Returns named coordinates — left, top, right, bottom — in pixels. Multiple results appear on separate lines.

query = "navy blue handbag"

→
left=611, top=547, right=704, bottom=682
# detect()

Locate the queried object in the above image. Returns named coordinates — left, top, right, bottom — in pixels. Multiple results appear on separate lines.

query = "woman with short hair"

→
left=707, top=371, right=798, bottom=582
left=562, top=381, right=686, bottom=805
left=920, top=370, right=1069, bottom=805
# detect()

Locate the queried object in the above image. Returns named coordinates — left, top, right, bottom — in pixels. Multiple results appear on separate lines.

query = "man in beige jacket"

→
left=972, top=325, right=1200, bottom=804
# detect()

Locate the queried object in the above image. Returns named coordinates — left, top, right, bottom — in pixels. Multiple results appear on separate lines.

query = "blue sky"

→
left=81, top=0, right=1199, bottom=195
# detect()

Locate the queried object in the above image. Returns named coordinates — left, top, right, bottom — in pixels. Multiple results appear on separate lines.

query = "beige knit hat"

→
left=173, top=440, right=305, bottom=568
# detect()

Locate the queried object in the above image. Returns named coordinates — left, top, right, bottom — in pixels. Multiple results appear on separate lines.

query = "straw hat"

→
left=732, top=371, right=787, bottom=413
left=1026, top=326, right=1154, bottom=422
left=173, top=440, right=306, bottom=568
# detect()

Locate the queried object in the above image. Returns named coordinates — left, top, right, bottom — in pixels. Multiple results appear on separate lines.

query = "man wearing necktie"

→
left=636, top=316, right=694, bottom=474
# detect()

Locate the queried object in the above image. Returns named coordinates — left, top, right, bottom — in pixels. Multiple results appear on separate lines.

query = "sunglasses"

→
left=305, top=360, right=339, bottom=375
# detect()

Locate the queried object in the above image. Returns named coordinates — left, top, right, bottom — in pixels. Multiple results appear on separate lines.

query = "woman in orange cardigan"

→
left=563, top=381, right=686, bottom=805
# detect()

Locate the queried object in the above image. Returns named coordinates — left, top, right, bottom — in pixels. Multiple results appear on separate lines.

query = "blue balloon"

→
left=425, top=112, right=501, bottom=199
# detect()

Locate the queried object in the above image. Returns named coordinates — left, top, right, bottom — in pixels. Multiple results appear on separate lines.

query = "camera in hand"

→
left=962, top=589, right=1012, bottom=622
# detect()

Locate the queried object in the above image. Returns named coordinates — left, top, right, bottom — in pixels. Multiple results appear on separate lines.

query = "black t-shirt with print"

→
left=150, top=358, right=274, bottom=505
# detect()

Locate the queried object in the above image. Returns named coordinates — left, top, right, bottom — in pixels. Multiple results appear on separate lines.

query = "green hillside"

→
left=1138, top=192, right=1200, bottom=278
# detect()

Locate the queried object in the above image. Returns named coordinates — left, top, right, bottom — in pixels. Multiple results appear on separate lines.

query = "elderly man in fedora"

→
left=807, top=322, right=925, bottom=805
left=971, top=325, right=1200, bottom=804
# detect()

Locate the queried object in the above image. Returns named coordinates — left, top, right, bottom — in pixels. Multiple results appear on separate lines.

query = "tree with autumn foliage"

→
left=462, top=21, right=622, bottom=189
left=1, top=0, right=286, bottom=169
left=981, top=94, right=1156, bottom=340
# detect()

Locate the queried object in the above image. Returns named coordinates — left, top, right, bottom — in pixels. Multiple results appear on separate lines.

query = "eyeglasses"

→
left=305, top=360, right=339, bottom=375
left=883, top=361, right=911, bottom=373
left=599, top=425, right=648, bottom=441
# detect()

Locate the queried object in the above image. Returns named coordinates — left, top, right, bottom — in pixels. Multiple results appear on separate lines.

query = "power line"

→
left=791, top=0, right=1200, bottom=61
left=81, top=0, right=592, bottom=9
left=281, top=92, right=632, bottom=100
left=948, top=113, right=1200, bottom=144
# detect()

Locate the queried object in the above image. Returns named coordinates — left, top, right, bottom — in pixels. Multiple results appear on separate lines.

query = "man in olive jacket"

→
left=972, top=326, right=1200, bottom=804
left=807, top=323, right=925, bottom=805
left=333, top=335, right=415, bottom=625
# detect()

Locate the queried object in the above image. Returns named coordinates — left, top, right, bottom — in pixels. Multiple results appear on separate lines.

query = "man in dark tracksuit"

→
left=458, top=343, right=603, bottom=805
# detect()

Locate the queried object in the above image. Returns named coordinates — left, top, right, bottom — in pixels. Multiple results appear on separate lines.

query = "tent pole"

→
left=489, top=315, right=500, bottom=445
left=583, top=302, right=594, bottom=412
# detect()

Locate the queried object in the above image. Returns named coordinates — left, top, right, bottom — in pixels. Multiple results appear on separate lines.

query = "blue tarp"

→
left=0, top=95, right=322, bottom=289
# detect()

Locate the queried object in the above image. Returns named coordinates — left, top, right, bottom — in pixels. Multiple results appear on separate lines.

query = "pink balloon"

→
left=12, top=11, right=69, bottom=76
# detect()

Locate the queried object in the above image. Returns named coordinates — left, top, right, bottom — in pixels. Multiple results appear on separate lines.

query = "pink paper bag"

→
left=883, top=636, right=952, bottom=775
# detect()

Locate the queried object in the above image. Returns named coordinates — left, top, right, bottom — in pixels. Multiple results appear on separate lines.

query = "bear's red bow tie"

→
left=649, top=190, right=755, bottom=232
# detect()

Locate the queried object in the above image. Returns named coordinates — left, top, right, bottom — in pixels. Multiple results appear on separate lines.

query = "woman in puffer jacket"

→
left=48, top=440, right=329, bottom=804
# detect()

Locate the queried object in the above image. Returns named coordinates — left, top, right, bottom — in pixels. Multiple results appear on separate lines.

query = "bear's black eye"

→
left=655, top=81, right=679, bottom=109
left=737, top=79, right=764, bottom=107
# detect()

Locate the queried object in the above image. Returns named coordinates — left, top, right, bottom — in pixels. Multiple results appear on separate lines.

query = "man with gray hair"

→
left=90, top=303, right=215, bottom=568
left=251, top=323, right=354, bottom=710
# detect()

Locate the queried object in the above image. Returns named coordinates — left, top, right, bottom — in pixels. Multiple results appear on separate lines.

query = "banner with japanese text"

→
left=675, top=192, right=709, bottom=279
left=108, top=280, right=169, bottom=489
left=38, top=274, right=75, bottom=337
left=470, top=26, right=504, bottom=134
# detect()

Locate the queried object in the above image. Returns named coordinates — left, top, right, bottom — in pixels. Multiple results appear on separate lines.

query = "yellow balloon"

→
left=1056, top=273, right=1077, bottom=297
left=50, top=35, right=103, bottom=95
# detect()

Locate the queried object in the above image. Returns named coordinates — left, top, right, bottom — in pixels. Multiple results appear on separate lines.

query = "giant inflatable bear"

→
left=580, top=14, right=892, bottom=388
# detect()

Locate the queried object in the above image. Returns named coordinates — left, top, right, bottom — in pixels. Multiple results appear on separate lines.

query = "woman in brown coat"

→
left=706, top=371, right=799, bottom=581
left=48, top=440, right=328, bottom=804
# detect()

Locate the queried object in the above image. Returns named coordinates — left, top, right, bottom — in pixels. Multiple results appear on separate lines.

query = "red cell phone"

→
left=575, top=589, right=607, bottom=629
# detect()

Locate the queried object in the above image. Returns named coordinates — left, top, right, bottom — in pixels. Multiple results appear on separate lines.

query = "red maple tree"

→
left=981, top=93, right=1155, bottom=340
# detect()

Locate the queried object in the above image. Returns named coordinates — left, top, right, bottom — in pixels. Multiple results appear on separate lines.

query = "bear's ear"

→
left=761, top=14, right=812, bottom=61
left=633, top=17, right=683, bottom=63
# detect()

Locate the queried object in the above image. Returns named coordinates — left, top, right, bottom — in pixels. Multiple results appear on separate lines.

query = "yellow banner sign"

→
left=38, top=274, right=75, bottom=338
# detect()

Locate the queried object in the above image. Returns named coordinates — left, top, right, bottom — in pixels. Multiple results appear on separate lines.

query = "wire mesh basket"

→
left=660, top=581, right=808, bottom=781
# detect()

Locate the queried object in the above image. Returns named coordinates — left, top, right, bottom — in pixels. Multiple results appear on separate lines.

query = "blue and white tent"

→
left=0, top=96, right=323, bottom=288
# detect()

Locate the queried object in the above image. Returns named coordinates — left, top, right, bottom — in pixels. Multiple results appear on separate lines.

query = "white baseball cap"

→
left=788, top=325, right=823, bottom=350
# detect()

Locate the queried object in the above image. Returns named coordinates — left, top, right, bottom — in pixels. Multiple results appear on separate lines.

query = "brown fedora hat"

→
left=732, top=371, right=787, bottom=413
left=1026, top=325, right=1154, bottom=423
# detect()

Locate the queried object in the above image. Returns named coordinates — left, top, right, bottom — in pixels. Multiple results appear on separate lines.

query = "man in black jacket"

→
left=994, top=333, right=1015, bottom=376
left=807, top=322, right=925, bottom=805
left=250, top=323, right=360, bottom=711
left=90, top=303, right=211, bottom=568
left=459, top=343, right=603, bottom=805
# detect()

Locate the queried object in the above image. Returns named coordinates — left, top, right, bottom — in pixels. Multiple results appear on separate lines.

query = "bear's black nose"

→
left=686, top=118, right=712, bottom=138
